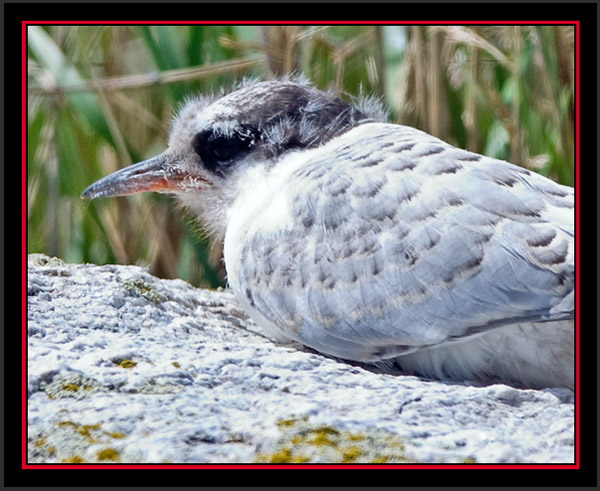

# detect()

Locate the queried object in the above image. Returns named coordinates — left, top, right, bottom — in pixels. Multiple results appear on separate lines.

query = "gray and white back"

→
left=223, top=121, right=574, bottom=389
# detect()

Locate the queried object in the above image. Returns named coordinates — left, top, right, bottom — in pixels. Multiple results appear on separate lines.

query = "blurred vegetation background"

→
left=27, top=24, right=575, bottom=288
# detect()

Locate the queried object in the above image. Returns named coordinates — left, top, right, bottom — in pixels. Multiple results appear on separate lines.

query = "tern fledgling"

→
left=82, top=79, right=575, bottom=389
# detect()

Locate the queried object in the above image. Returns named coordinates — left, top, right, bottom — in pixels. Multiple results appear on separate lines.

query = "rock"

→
left=27, top=254, right=574, bottom=464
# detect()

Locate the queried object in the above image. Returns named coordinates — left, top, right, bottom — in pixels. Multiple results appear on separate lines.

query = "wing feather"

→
left=233, top=123, right=574, bottom=362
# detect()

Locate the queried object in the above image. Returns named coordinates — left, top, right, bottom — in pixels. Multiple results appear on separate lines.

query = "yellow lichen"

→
left=62, top=455, right=85, bottom=463
left=61, top=383, right=80, bottom=392
left=305, top=427, right=339, bottom=446
left=342, top=446, right=362, bottom=462
left=96, top=448, right=121, bottom=462
left=256, top=419, right=416, bottom=464
left=270, top=448, right=294, bottom=463
left=291, top=455, right=310, bottom=463
left=107, top=432, right=125, bottom=439
left=277, top=418, right=299, bottom=428
left=115, top=359, right=137, bottom=369
left=307, top=432, right=334, bottom=446
left=57, top=421, right=78, bottom=429
left=312, top=426, right=339, bottom=435
left=57, top=421, right=101, bottom=442
left=371, top=456, right=389, bottom=464
left=256, top=447, right=310, bottom=464
left=79, top=424, right=101, bottom=438
left=348, top=433, right=365, bottom=441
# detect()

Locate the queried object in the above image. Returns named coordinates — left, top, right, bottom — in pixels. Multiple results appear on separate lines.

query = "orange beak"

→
left=81, top=154, right=183, bottom=200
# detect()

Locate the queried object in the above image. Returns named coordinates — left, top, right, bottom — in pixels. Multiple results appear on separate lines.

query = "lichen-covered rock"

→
left=27, top=254, right=574, bottom=464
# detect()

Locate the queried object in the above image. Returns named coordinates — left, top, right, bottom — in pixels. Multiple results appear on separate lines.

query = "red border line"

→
left=574, top=19, right=580, bottom=469
left=22, top=20, right=29, bottom=471
left=22, top=463, right=579, bottom=470
left=22, top=20, right=580, bottom=471
left=22, top=20, right=578, bottom=26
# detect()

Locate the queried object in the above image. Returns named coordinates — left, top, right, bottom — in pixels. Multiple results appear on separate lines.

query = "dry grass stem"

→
left=29, top=57, right=264, bottom=95
left=432, top=26, right=513, bottom=70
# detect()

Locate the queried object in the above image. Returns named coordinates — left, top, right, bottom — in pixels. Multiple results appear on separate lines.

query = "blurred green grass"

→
left=27, top=25, right=575, bottom=288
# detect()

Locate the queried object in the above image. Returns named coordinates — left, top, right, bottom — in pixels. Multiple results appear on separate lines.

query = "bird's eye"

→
left=192, top=130, right=254, bottom=174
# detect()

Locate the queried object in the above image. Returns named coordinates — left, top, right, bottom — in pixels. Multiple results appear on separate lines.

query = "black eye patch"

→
left=192, top=129, right=255, bottom=175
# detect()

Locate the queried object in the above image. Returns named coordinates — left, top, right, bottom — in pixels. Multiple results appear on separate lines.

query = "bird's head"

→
left=81, top=79, right=385, bottom=237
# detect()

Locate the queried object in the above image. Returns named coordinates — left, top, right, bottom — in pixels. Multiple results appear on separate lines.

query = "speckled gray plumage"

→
left=225, top=121, right=573, bottom=388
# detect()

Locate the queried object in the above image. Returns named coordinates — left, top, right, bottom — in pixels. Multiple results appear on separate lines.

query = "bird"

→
left=82, top=78, right=575, bottom=389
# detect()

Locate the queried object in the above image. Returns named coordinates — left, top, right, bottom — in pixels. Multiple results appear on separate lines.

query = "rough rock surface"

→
left=27, top=254, right=575, bottom=464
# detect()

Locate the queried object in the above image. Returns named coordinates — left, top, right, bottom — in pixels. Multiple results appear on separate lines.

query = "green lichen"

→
left=120, top=278, right=162, bottom=303
left=134, top=378, right=184, bottom=395
left=28, top=421, right=128, bottom=463
left=41, top=375, right=107, bottom=400
left=29, top=254, right=65, bottom=267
